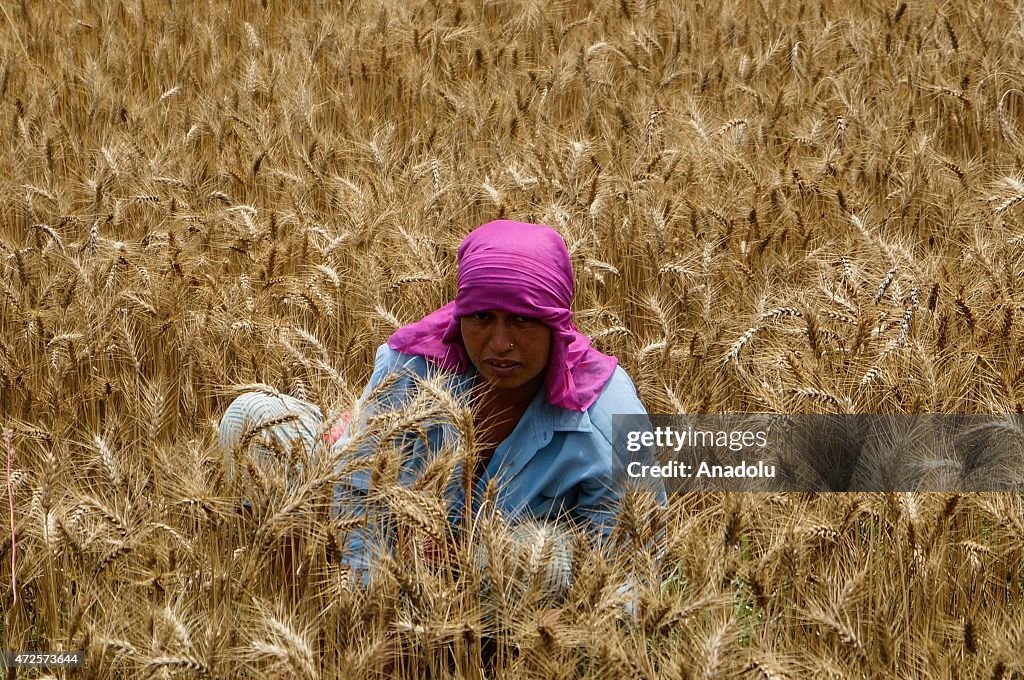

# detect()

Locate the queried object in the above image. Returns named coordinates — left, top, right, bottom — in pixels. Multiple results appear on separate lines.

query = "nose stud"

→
left=509, top=341, right=515, bottom=349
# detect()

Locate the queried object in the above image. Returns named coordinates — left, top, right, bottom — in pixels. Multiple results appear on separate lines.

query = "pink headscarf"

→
left=387, top=220, right=618, bottom=411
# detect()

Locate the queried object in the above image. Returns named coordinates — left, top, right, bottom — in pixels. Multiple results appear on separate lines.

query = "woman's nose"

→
left=488, top=322, right=513, bottom=351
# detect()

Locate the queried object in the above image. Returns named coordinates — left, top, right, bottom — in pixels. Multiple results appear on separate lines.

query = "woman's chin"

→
left=482, top=373, right=526, bottom=389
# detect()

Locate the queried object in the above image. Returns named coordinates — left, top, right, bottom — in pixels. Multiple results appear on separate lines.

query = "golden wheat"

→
left=1, top=0, right=1024, bottom=677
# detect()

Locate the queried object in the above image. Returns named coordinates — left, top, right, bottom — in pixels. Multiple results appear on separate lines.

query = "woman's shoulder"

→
left=363, top=343, right=427, bottom=388
left=593, top=364, right=645, bottom=410
left=584, top=364, right=646, bottom=443
left=369, top=343, right=461, bottom=385
left=361, top=343, right=461, bottom=410
left=372, top=342, right=427, bottom=373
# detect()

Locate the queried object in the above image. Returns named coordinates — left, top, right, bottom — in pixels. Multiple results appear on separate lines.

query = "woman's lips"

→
left=485, top=359, right=521, bottom=376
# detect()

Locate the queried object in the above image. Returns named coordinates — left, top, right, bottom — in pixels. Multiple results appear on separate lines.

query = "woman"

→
left=220, top=219, right=664, bottom=590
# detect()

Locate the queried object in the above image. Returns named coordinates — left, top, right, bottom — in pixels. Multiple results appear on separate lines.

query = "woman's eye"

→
left=472, top=312, right=491, bottom=321
left=513, top=315, right=536, bottom=325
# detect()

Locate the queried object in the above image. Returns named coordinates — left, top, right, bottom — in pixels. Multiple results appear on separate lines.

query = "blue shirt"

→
left=331, top=343, right=665, bottom=581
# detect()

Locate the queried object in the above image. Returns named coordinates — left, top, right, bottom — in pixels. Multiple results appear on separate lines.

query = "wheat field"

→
left=2, top=0, right=1024, bottom=677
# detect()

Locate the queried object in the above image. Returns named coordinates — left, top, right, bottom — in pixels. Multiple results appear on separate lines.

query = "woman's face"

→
left=460, top=310, right=552, bottom=393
